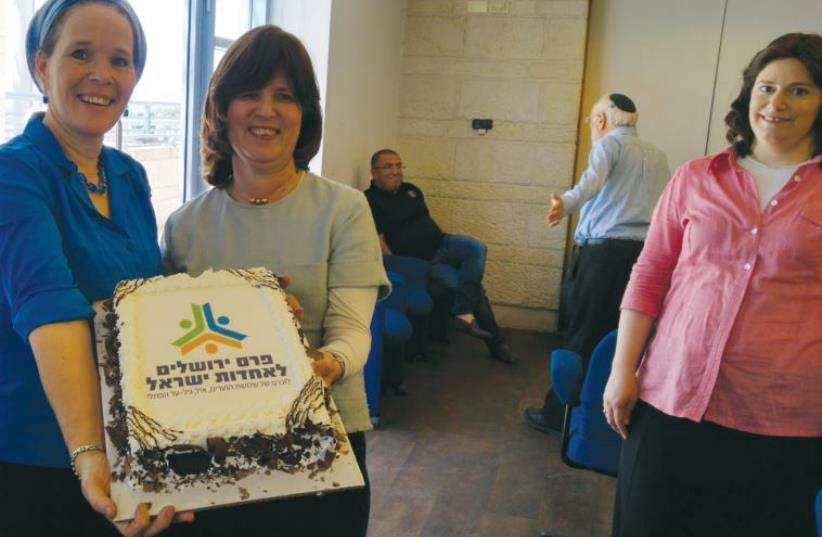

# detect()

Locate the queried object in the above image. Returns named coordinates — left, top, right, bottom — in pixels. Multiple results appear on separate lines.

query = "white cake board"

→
left=92, top=300, right=364, bottom=521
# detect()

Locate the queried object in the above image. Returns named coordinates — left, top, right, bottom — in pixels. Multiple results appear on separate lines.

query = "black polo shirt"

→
left=364, top=181, right=444, bottom=260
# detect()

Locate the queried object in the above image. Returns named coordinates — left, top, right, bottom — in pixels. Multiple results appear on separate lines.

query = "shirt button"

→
left=770, top=199, right=778, bottom=207
left=743, top=262, right=752, bottom=271
left=751, top=227, right=758, bottom=235
left=793, top=175, right=801, bottom=182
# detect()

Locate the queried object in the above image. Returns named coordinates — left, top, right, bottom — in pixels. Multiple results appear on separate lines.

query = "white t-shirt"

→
left=738, top=156, right=799, bottom=211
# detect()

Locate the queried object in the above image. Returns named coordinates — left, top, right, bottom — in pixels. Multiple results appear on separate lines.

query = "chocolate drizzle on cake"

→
left=286, top=376, right=328, bottom=430
left=127, top=406, right=181, bottom=450
left=226, top=268, right=309, bottom=347
left=226, top=268, right=281, bottom=293
left=99, top=298, right=130, bottom=469
left=112, top=277, right=159, bottom=306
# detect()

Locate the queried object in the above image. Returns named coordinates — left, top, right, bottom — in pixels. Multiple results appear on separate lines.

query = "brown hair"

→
left=725, top=32, right=822, bottom=163
left=201, top=25, right=322, bottom=187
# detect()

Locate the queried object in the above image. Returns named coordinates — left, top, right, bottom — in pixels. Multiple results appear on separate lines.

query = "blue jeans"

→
left=430, top=234, right=487, bottom=317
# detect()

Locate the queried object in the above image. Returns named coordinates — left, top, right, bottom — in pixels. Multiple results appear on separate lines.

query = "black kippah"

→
left=609, top=93, right=636, bottom=113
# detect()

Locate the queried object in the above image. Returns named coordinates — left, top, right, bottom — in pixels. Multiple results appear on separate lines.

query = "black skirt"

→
left=613, top=400, right=822, bottom=537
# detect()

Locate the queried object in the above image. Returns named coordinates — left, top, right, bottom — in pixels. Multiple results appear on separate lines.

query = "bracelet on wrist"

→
left=70, top=444, right=105, bottom=477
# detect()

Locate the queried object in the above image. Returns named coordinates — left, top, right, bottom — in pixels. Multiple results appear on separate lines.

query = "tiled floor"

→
left=366, top=329, right=615, bottom=537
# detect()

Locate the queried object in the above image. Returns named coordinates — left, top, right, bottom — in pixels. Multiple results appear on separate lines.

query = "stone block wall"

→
left=398, top=0, right=588, bottom=331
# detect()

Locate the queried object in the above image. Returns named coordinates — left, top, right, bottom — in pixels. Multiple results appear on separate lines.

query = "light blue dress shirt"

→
left=562, top=126, right=671, bottom=244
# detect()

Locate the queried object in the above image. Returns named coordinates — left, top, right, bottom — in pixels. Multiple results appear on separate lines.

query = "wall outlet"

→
left=472, top=118, right=493, bottom=130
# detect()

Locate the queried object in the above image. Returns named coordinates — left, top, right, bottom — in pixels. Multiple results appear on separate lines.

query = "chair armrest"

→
left=383, top=271, right=407, bottom=311
left=383, top=254, right=431, bottom=287
left=550, top=349, right=584, bottom=406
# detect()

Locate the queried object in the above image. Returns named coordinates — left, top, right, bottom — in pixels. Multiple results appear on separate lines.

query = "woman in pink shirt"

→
left=603, top=33, right=822, bottom=537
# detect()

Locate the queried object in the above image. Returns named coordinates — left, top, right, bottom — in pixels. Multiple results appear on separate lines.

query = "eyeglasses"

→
left=374, top=163, right=405, bottom=171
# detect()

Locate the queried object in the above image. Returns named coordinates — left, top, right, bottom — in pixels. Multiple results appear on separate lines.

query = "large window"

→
left=0, top=0, right=262, bottom=231
left=122, top=0, right=188, bottom=231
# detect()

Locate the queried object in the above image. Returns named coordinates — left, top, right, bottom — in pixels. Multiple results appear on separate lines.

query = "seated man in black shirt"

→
left=364, top=148, right=518, bottom=365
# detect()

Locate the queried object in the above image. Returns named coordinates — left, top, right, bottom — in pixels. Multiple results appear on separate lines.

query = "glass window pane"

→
left=213, top=47, right=227, bottom=73
left=124, top=0, right=188, bottom=233
left=2, top=0, right=47, bottom=143
left=215, top=0, right=250, bottom=41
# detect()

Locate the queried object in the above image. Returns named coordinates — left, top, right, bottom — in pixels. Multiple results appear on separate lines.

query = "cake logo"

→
left=173, top=303, right=247, bottom=355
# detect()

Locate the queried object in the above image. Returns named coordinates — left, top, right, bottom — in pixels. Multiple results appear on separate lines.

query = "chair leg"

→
left=427, top=285, right=453, bottom=344
left=406, top=315, right=431, bottom=361
left=559, top=403, right=575, bottom=468
left=418, top=316, right=430, bottom=359
left=382, top=342, right=407, bottom=395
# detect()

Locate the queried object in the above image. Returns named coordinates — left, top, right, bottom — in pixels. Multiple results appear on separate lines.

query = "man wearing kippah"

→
left=525, top=93, right=671, bottom=433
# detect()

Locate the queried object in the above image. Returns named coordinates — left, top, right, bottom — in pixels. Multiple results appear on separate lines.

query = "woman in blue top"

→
left=0, top=1, right=187, bottom=535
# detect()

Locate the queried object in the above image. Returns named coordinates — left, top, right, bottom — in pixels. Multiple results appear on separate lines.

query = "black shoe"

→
left=428, top=332, right=450, bottom=344
left=524, top=407, right=562, bottom=434
left=489, top=341, right=519, bottom=365
left=406, top=351, right=428, bottom=363
left=451, top=316, right=494, bottom=341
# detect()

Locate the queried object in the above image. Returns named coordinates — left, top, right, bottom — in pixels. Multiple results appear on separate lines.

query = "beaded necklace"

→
left=228, top=170, right=303, bottom=205
left=80, top=160, right=108, bottom=195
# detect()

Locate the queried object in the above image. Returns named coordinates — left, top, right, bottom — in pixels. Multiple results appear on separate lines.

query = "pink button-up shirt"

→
left=621, top=148, right=822, bottom=437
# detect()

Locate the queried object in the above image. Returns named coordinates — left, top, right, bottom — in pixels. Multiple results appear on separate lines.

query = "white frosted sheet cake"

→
left=95, top=268, right=363, bottom=519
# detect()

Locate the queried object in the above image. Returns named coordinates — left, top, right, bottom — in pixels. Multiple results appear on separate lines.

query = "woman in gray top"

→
left=162, top=25, right=388, bottom=537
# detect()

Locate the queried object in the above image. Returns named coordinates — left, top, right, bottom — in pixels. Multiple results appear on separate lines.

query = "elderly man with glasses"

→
left=525, top=93, right=671, bottom=434
left=364, top=148, right=518, bottom=365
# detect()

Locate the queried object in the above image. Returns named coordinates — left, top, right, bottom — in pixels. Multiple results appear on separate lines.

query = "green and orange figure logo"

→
left=173, top=303, right=247, bottom=355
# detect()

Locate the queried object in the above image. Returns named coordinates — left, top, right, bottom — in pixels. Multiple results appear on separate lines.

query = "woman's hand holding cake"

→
left=309, top=350, right=345, bottom=387
left=74, top=448, right=193, bottom=537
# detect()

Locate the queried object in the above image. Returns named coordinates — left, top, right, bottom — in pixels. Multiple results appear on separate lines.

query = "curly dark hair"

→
left=725, top=32, right=822, bottom=165
left=201, top=25, right=322, bottom=187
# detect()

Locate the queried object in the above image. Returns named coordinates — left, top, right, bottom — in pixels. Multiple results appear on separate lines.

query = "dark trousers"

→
left=428, top=278, right=504, bottom=349
left=430, top=234, right=487, bottom=316
left=613, top=401, right=822, bottom=537
left=193, top=431, right=370, bottom=537
left=541, top=239, right=643, bottom=421
left=0, top=462, right=125, bottom=537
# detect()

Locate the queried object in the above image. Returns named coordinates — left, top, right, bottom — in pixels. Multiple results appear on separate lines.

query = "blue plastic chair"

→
left=382, top=271, right=413, bottom=344
left=816, top=488, right=822, bottom=537
left=538, top=331, right=621, bottom=537
left=364, top=273, right=413, bottom=423
left=383, top=255, right=432, bottom=318
left=363, top=301, right=384, bottom=425
left=550, top=329, right=621, bottom=476
left=379, top=271, right=413, bottom=397
left=383, top=255, right=432, bottom=359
